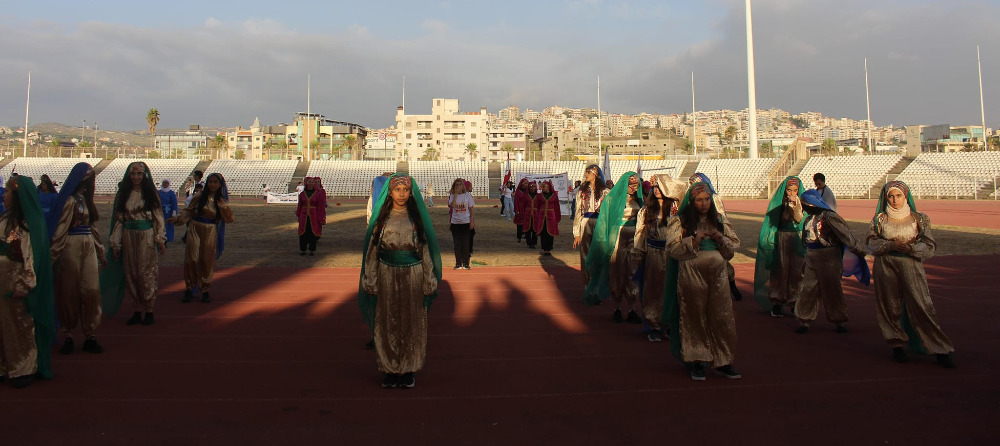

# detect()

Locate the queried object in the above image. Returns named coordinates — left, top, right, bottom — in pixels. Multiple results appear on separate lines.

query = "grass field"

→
left=93, top=197, right=1000, bottom=269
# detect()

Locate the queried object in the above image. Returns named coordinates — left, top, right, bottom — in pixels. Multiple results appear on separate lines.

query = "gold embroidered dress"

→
left=110, top=190, right=166, bottom=313
left=610, top=196, right=641, bottom=307
left=795, top=211, right=863, bottom=327
left=632, top=207, right=669, bottom=330
left=666, top=215, right=740, bottom=366
left=51, top=195, right=105, bottom=339
left=0, top=219, right=38, bottom=379
left=770, top=198, right=804, bottom=305
left=573, top=187, right=608, bottom=285
left=174, top=195, right=234, bottom=293
left=362, top=209, right=438, bottom=374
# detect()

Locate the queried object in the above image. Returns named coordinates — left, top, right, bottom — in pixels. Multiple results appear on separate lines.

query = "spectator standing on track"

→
left=425, top=183, right=434, bottom=207
left=447, top=178, right=475, bottom=270
left=359, top=174, right=441, bottom=389
left=295, top=181, right=305, bottom=194
left=865, top=180, right=955, bottom=368
left=501, top=182, right=514, bottom=220
left=813, top=173, right=837, bottom=212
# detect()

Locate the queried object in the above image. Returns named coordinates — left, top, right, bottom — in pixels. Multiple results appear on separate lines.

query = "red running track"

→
left=724, top=199, right=1000, bottom=229
left=2, top=257, right=998, bottom=445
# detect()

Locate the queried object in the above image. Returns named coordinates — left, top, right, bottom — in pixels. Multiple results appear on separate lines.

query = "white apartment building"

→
left=395, top=99, right=488, bottom=161
left=498, top=106, right=521, bottom=121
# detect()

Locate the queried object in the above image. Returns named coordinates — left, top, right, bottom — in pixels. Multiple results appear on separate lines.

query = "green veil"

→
left=99, top=162, right=154, bottom=315
left=873, top=181, right=925, bottom=354
left=752, top=176, right=806, bottom=310
left=583, top=171, right=644, bottom=305
left=358, top=173, right=442, bottom=332
left=5, top=176, right=56, bottom=378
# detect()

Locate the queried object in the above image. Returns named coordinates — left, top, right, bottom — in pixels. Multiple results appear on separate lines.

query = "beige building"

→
left=395, top=98, right=488, bottom=161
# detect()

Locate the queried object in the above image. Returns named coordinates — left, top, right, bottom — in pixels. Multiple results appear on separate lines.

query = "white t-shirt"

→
left=449, top=193, right=475, bottom=224
left=296, top=184, right=305, bottom=193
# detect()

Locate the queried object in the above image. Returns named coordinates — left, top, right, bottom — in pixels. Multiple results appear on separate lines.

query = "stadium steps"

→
left=679, top=161, right=698, bottom=181
left=289, top=161, right=311, bottom=193
left=786, top=159, right=808, bottom=178
left=92, top=159, right=114, bottom=176
left=396, top=161, right=409, bottom=174
left=193, top=160, right=213, bottom=177
left=976, top=182, right=999, bottom=200
left=870, top=156, right=914, bottom=198
left=0, top=157, right=13, bottom=169
left=488, top=161, right=501, bottom=198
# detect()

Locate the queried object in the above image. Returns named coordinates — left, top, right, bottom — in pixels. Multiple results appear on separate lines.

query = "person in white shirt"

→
left=813, top=173, right=837, bottom=212
left=502, top=182, right=514, bottom=220
left=448, top=178, right=475, bottom=269
left=295, top=181, right=305, bottom=194
left=425, top=183, right=435, bottom=207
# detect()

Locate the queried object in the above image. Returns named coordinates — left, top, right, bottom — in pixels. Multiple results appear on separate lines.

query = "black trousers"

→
left=525, top=228, right=538, bottom=247
left=450, top=223, right=471, bottom=266
left=516, top=225, right=523, bottom=241
left=469, top=228, right=476, bottom=254
left=299, top=220, right=319, bottom=252
left=539, top=222, right=554, bottom=251
left=499, top=198, right=506, bottom=215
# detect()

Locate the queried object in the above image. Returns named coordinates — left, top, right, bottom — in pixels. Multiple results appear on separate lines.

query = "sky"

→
left=1, top=0, right=998, bottom=132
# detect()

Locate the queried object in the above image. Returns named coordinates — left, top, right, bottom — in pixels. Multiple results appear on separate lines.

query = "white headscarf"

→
left=885, top=183, right=912, bottom=220
left=160, top=178, right=172, bottom=192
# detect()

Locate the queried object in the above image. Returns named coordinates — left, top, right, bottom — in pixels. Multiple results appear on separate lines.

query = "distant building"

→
left=394, top=99, right=488, bottom=161
left=154, top=126, right=209, bottom=158
left=904, top=124, right=987, bottom=154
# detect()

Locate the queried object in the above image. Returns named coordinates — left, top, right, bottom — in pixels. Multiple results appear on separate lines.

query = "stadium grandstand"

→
left=205, top=159, right=298, bottom=197
left=408, top=161, right=490, bottom=197
left=797, top=154, right=903, bottom=198
left=0, top=157, right=102, bottom=186
left=96, top=158, right=200, bottom=195
left=307, top=160, right=397, bottom=197
left=695, top=158, right=778, bottom=197
left=896, top=151, right=1000, bottom=199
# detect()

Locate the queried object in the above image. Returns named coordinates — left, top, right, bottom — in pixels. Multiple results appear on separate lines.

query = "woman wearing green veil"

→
left=1, top=175, right=56, bottom=388
left=583, top=172, right=643, bottom=324
left=359, top=174, right=441, bottom=389
left=865, top=180, right=954, bottom=368
left=663, top=182, right=741, bottom=381
left=753, top=176, right=806, bottom=317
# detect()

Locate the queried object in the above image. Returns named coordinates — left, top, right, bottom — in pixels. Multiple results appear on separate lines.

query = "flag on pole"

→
left=602, top=148, right=612, bottom=183
left=502, top=153, right=512, bottom=186
left=636, top=156, right=643, bottom=181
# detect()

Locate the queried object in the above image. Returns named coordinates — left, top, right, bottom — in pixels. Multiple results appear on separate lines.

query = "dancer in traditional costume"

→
left=170, top=173, right=233, bottom=304
left=0, top=175, right=6, bottom=214
left=1, top=175, right=56, bottom=387
left=662, top=181, right=741, bottom=380
left=584, top=172, right=644, bottom=324
left=447, top=178, right=475, bottom=269
left=687, top=173, right=742, bottom=301
left=521, top=181, right=539, bottom=249
left=295, top=177, right=326, bottom=256
left=573, top=164, right=608, bottom=286
left=513, top=178, right=530, bottom=243
left=48, top=163, right=106, bottom=354
left=158, top=179, right=178, bottom=243
left=794, top=189, right=868, bottom=334
left=631, top=174, right=686, bottom=341
left=532, top=180, right=561, bottom=256
left=359, top=174, right=441, bottom=388
left=753, top=176, right=805, bottom=317
left=866, top=181, right=955, bottom=368
left=101, top=162, right=165, bottom=326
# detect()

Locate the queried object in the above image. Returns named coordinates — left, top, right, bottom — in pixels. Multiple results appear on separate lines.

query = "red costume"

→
left=512, top=178, right=531, bottom=227
left=532, top=181, right=561, bottom=236
left=296, top=177, right=326, bottom=237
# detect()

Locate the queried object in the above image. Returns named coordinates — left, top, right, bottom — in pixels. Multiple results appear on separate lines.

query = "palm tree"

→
left=146, top=108, right=160, bottom=148
left=821, top=138, right=838, bottom=156
left=724, top=125, right=738, bottom=153
left=344, top=135, right=357, bottom=160
left=212, top=134, right=227, bottom=159
left=465, top=143, right=478, bottom=161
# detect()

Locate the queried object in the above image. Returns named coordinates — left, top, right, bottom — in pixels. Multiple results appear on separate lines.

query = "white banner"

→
left=515, top=172, right=572, bottom=216
left=266, top=192, right=299, bottom=204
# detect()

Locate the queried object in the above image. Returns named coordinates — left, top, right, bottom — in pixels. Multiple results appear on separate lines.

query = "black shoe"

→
left=381, top=373, right=398, bottom=388
left=612, top=309, right=623, bottom=323
left=770, top=304, right=784, bottom=318
left=59, top=338, right=74, bottom=355
left=935, top=353, right=956, bottom=369
left=892, top=347, right=909, bottom=363
left=82, top=337, right=103, bottom=354
left=399, top=372, right=415, bottom=388
left=730, top=281, right=742, bottom=301
left=201, top=292, right=211, bottom=303
left=182, top=290, right=193, bottom=303
left=454, top=265, right=462, bottom=270
left=126, top=312, right=142, bottom=325
left=835, top=324, right=848, bottom=334
left=794, top=325, right=809, bottom=334
left=714, top=365, right=742, bottom=379
left=141, top=313, right=155, bottom=326
left=626, top=310, right=642, bottom=324
left=9, top=375, right=34, bottom=389
left=300, top=251, right=306, bottom=256
left=364, top=339, right=374, bottom=350
left=647, top=330, right=663, bottom=342
left=689, top=362, right=706, bottom=381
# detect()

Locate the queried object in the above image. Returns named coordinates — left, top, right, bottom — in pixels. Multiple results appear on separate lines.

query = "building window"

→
left=471, top=133, right=476, bottom=139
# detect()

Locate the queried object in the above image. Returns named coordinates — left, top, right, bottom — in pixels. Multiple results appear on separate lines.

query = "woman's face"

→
left=129, top=164, right=145, bottom=187
left=305, top=178, right=315, bottom=189
left=391, top=184, right=411, bottom=208
left=628, top=176, right=638, bottom=194
left=453, top=180, right=465, bottom=194
left=652, top=185, right=663, bottom=199
left=886, top=188, right=906, bottom=210
left=584, top=169, right=596, bottom=183
left=786, top=184, right=799, bottom=198
left=161, top=180, right=169, bottom=189
left=207, top=176, right=221, bottom=192
left=541, top=182, right=551, bottom=193
left=3, top=181, right=13, bottom=210
left=528, top=183, right=537, bottom=193
left=693, top=191, right=713, bottom=215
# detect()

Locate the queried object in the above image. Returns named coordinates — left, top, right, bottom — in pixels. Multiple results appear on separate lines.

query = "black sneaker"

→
left=935, top=354, right=956, bottom=369
left=381, top=373, right=398, bottom=388
left=454, top=265, right=462, bottom=270
left=730, top=281, right=742, bottom=301
left=59, top=338, right=74, bottom=355
left=182, top=290, right=193, bottom=303
left=770, top=304, right=783, bottom=318
left=141, top=313, right=155, bottom=326
left=82, top=337, right=104, bottom=354
left=612, top=309, right=623, bottom=323
left=647, top=330, right=663, bottom=342
left=201, top=292, right=212, bottom=303
left=794, top=325, right=808, bottom=334
left=891, top=347, right=909, bottom=363
left=714, top=365, right=742, bottom=379
left=835, top=324, right=848, bottom=334
left=626, top=310, right=642, bottom=324
left=126, top=312, right=143, bottom=325
left=689, top=363, right=706, bottom=381
left=400, top=372, right=415, bottom=388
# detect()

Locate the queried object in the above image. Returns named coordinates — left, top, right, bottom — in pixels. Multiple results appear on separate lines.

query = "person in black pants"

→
left=448, top=178, right=476, bottom=269
left=532, top=180, right=562, bottom=255
left=522, top=182, right=539, bottom=248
